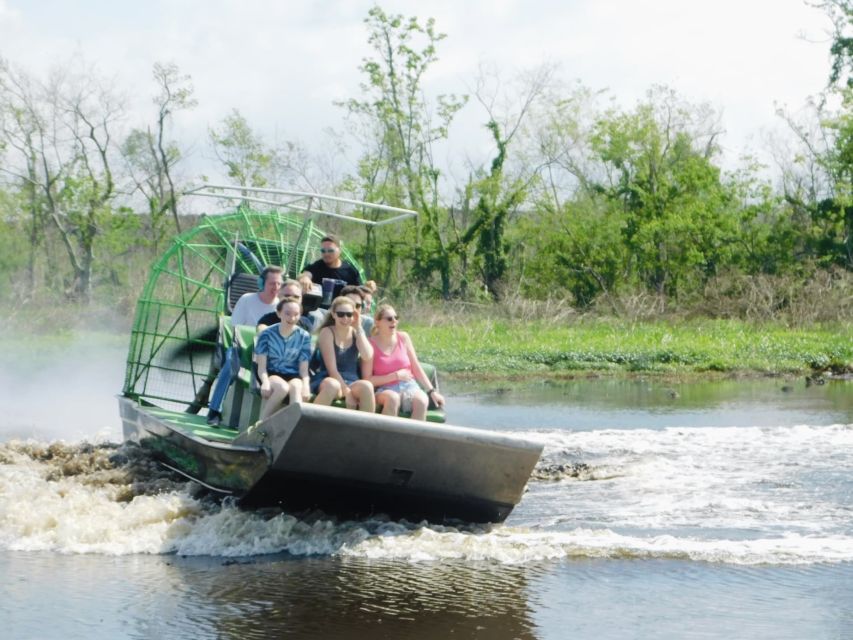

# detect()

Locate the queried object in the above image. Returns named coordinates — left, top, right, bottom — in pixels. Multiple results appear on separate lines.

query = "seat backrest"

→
left=220, top=316, right=258, bottom=371
left=227, top=272, right=260, bottom=312
left=234, top=324, right=259, bottom=371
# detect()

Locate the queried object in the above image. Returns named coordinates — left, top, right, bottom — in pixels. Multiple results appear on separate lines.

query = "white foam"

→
left=336, top=526, right=853, bottom=566
left=2, top=424, right=852, bottom=565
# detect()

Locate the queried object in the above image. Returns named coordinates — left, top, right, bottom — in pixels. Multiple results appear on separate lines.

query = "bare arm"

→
left=256, top=354, right=272, bottom=398
left=401, top=332, right=445, bottom=408
left=298, top=272, right=313, bottom=291
left=299, top=359, right=311, bottom=399
left=363, top=352, right=399, bottom=387
left=354, top=324, right=373, bottom=361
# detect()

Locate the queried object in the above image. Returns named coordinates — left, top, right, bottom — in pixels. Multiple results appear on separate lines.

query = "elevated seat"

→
left=220, top=317, right=263, bottom=429
left=227, top=272, right=261, bottom=313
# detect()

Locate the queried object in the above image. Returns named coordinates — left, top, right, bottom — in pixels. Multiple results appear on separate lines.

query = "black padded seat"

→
left=227, top=273, right=260, bottom=312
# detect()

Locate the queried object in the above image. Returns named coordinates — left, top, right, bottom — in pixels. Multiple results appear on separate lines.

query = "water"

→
left=2, top=373, right=853, bottom=639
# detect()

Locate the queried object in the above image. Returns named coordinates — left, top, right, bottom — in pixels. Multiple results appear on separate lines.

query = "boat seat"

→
left=227, top=272, right=261, bottom=313
left=219, top=316, right=446, bottom=427
left=325, top=362, right=446, bottom=423
left=219, top=317, right=263, bottom=429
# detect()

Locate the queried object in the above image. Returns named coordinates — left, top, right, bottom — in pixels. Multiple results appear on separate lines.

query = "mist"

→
left=0, top=334, right=128, bottom=443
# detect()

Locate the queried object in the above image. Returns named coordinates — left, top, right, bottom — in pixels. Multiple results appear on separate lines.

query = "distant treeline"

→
left=1, top=4, right=852, bottom=324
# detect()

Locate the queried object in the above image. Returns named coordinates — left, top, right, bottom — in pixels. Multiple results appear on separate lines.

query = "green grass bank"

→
left=3, top=304, right=851, bottom=379
left=405, top=316, right=853, bottom=378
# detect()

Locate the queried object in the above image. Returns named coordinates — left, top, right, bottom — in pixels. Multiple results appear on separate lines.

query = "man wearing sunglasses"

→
left=298, top=235, right=362, bottom=292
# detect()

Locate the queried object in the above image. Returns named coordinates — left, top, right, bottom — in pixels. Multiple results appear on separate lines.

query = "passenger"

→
left=362, top=304, right=445, bottom=421
left=231, top=265, right=283, bottom=327
left=255, top=296, right=312, bottom=420
left=257, top=279, right=314, bottom=332
left=298, top=234, right=362, bottom=291
left=311, top=296, right=375, bottom=412
left=206, top=265, right=284, bottom=426
left=358, top=285, right=375, bottom=333
left=359, top=284, right=375, bottom=309
left=340, top=285, right=374, bottom=335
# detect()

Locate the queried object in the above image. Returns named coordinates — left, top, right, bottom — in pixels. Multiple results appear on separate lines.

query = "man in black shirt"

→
left=299, top=234, right=362, bottom=290
left=257, top=279, right=315, bottom=332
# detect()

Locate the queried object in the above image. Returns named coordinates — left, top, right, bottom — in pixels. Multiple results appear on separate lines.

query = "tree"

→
left=588, top=87, right=734, bottom=298
left=457, top=65, right=552, bottom=299
left=123, top=62, right=196, bottom=245
left=814, top=0, right=853, bottom=88
left=0, top=57, right=123, bottom=301
left=340, top=6, right=466, bottom=296
left=0, top=61, right=48, bottom=290
left=525, top=86, right=738, bottom=304
left=209, top=109, right=275, bottom=188
left=776, top=96, right=853, bottom=270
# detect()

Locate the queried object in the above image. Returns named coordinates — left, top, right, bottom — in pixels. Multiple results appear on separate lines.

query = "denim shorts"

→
left=376, top=379, right=422, bottom=413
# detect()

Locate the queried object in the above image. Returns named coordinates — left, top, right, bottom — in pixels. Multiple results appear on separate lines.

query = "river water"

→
left=1, top=358, right=852, bottom=639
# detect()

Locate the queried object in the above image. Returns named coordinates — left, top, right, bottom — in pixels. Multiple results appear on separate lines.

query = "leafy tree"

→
left=588, top=88, right=735, bottom=298
left=209, top=109, right=274, bottom=188
left=517, top=194, right=625, bottom=307
left=814, top=0, right=853, bottom=88
left=456, top=65, right=551, bottom=300
left=340, top=6, right=466, bottom=295
left=777, top=92, right=853, bottom=270
left=123, top=62, right=196, bottom=245
left=0, top=57, right=123, bottom=301
left=527, top=86, right=741, bottom=303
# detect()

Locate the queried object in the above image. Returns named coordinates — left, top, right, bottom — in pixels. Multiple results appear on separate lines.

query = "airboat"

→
left=118, top=185, right=542, bottom=523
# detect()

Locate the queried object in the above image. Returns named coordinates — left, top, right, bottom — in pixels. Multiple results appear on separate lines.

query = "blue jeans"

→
left=208, top=346, right=241, bottom=413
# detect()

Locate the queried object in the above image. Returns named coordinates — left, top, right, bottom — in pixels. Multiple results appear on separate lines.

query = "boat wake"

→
left=2, top=423, right=852, bottom=566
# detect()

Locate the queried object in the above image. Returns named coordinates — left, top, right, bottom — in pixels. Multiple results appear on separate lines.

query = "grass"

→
left=2, top=302, right=851, bottom=379
left=402, top=312, right=853, bottom=378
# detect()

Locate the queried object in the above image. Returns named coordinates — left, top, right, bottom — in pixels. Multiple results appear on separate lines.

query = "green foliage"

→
left=818, top=0, right=853, bottom=88
left=0, top=6, right=851, bottom=321
left=588, top=90, right=737, bottom=297
left=339, top=6, right=466, bottom=296
left=209, top=109, right=274, bottom=187
left=524, top=87, right=749, bottom=306
left=516, top=195, right=624, bottom=306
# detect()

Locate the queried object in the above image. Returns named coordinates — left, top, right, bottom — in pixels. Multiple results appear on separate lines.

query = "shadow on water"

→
left=182, top=556, right=538, bottom=640
left=1, top=552, right=542, bottom=640
left=4, top=551, right=853, bottom=640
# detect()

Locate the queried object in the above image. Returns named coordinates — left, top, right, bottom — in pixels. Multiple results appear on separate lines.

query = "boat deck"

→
left=143, top=404, right=446, bottom=444
left=145, top=406, right=239, bottom=442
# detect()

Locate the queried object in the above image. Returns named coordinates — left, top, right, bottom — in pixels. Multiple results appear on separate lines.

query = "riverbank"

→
left=3, top=310, right=852, bottom=379
left=406, top=316, right=853, bottom=378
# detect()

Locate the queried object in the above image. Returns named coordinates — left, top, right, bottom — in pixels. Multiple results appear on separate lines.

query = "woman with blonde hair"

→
left=311, top=296, right=375, bottom=412
left=362, top=303, right=445, bottom=421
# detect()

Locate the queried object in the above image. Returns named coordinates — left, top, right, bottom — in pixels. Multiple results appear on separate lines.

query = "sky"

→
left=0, top=0, right=838, bottom=187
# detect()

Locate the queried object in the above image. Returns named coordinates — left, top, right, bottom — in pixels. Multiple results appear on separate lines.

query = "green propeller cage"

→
left=122, top=207, right=364, bottom=411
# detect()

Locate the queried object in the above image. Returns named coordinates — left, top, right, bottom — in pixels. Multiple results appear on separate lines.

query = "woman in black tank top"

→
left=311, top=297, right=375, bottom=412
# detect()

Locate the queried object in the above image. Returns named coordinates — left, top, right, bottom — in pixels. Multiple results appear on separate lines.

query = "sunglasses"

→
left=335, top=311, right=354, bottom=318
left=382, top=315, right=398, bottom=322
left=320, top=248, right=337, bottom=254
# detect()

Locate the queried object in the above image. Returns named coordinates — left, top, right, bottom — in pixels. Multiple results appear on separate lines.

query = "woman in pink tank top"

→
left=362, top=304, right=445, bottom=420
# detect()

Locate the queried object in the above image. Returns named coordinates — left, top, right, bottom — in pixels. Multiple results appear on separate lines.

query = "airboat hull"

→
left=119, top=397, right=542, bottom=523
left=118, top=397, right=270, bottom=494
